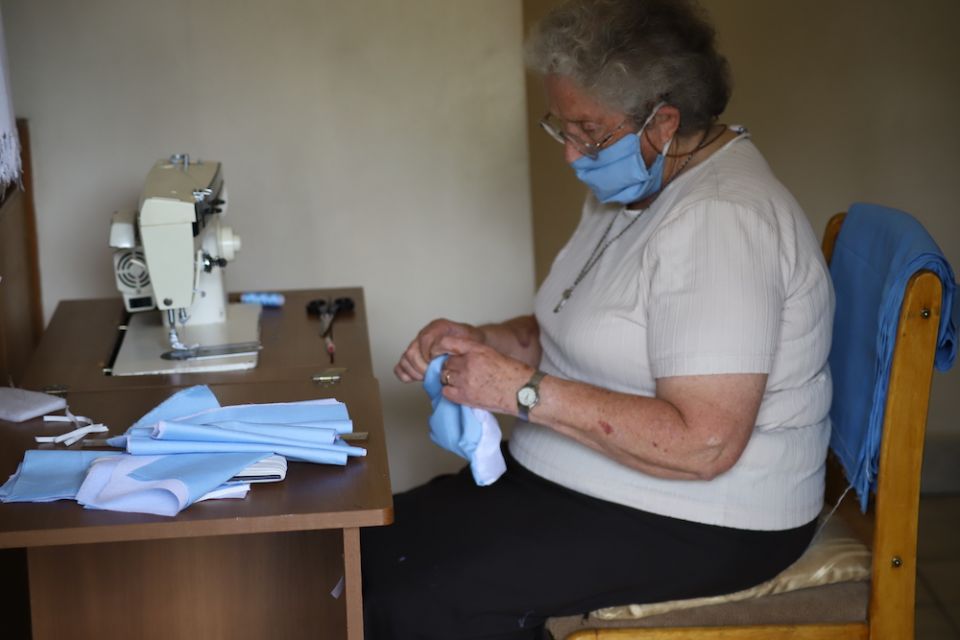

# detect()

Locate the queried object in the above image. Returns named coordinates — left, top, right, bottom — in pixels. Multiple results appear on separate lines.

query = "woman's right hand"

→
left=394, top=318, right=485, bottom=383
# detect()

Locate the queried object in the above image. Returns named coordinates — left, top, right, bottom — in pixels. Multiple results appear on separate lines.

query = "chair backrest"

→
left=822, top=211, right=943, bottom=639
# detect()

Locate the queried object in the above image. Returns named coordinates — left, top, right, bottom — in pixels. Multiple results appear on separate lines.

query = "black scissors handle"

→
left=306, top=296, right=355, bottom=318
left=306, top=296, right=356, bottom=337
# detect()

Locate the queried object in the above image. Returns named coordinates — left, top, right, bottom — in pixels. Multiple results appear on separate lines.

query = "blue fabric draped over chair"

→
left=828, top=203, right=958, bottom=511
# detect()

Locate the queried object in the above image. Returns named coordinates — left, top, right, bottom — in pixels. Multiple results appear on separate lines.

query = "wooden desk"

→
left=2, top=291, right=393, bottom=639
left=20, top=288, right=374, bottom=392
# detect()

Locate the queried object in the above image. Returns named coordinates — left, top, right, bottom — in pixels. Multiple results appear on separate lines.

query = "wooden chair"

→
left=546, top=212, right=945, bottom=640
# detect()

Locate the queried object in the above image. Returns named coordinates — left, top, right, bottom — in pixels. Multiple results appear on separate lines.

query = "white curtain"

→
left=0, top=6, right=21, bottom=191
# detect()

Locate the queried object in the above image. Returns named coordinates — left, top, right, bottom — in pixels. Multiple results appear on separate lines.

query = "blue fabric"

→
left=132, top=385, right=221, bottom=429
left=106, top=385, right=223, bottom=447
left=107, top=386, right=353, bottom=447
left=125, top=436, right=356, bottom=465
left=2, top=386, right=363, bottom=512
left=424, top=356, right=506, bottom=485
left=155, top=421, right=338, bottom=447
left=829, top=203, right=958, bottom=511
left=0, top=450, right=122, bottom=502
left=120, top=389, right=364, bottom=464
left=425, top=355, right=483, bottom=459
left=215, top=420, right=338, bottom=443
left=75, top=451, right=265, bottom=516
left=128, top=452, right=267, bottom=504
left=172, top=401, right=350, bottom=426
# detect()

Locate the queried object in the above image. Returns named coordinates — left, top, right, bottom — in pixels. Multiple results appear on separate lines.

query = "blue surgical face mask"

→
left=571, top=104, right=671, bottom=204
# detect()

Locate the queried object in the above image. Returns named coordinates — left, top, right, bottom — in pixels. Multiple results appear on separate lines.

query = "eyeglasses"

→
left=539, top=113, right=630, bottom=160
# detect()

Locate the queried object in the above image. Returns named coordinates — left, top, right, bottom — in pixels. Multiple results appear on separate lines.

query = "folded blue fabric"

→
left=107, top=386, right=354, bottom=448
left=213, top=420, right=340, bottom=442
left=125, top=436, right=358, bottom=465
left=829, top=203, right=958, bottom=511
left=2, top=386, right=364, bottom=514
left=106, top=385, right=223, bottom=448
left=155, top=421, right=338, bottom=447
left=172, top=401, right=350, bottom=428
left=424, top=355, right=506, bottom=486
left=0, top=450, right=122, bottom=502
left=76, top=452, right=265, bottom=516
left=132, top=385, right=221, bottom=429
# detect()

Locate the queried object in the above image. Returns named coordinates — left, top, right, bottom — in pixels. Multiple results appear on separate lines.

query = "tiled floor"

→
left=917, top=494, right=960, bottom=639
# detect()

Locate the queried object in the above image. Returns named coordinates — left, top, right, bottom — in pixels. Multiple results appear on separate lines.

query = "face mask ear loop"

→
left=641, top=101, right=667, bottom=130
left=638, top=101, right=670, bottom=158
left=661, top=136, right=673, bottom=157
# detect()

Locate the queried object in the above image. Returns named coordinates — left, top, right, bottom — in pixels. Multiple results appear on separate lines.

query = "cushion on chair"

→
left=545, top=583, right=869, bottom=637
left=546, top=514, right=870, bottom=635
left=598, top=515, right=869, bottom=620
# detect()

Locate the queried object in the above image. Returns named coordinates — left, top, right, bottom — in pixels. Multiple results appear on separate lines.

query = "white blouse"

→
left=509, top=135, right=835, bottom=531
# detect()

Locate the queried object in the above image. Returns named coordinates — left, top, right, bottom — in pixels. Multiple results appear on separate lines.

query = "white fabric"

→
left=0, top=7, right=20, bottom=190
left=34, top=423, right=108, bottom=446
left=469, top=406, right=508, bottom=486
left=424, top=355, right=507, bottom=486
left=510, top=134, right=834, bottom=531
left=75, top=453, right=257, bottom=517
left=76, top=455, right=193, bottom=517
left=0, top=388, right=67, bottom=422
left=193, top=483, right=250, bottom=502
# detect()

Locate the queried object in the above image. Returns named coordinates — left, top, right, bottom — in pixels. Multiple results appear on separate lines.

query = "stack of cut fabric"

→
left=107, top=387, right=363, bottom=465
left=1, top=385, right=363, bottom=516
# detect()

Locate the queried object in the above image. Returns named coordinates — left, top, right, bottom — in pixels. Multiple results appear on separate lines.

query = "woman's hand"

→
left=432, top=335, right=533, bottom=415
left=394, top=319, right=485, bottom=383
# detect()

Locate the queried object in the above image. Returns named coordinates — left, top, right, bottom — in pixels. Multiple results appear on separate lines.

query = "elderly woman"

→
left=362, top=0, right=834, bottom=638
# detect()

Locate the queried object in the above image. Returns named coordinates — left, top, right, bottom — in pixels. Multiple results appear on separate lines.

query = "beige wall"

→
left=523, top=0, right=959, bottom=482
left=705, top=0, right=960, bottom=472
left=3, top=0, right=535, bottom=492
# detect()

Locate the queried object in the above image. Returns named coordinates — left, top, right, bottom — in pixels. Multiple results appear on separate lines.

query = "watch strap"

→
left=517, top=370, right=546, bottom=421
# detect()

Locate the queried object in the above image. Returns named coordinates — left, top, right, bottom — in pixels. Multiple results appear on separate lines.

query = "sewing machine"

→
left=107, top=154, right=260, bottom=376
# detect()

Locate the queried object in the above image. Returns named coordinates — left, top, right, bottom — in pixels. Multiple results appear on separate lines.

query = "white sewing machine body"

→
left=108, top=155, right=260, bottom=376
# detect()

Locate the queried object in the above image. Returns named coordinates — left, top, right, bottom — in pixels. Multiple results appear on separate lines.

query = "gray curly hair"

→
left=525, top=0, right=731, bottom=134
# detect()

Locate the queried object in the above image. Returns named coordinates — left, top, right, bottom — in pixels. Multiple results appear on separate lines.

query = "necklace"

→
left=553, top=129, right=709, bottom=313
left=553, top=210, right=641, bottom=312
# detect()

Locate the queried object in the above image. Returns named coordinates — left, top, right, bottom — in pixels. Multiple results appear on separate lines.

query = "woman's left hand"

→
left=433, top=335, right=533, bottom=415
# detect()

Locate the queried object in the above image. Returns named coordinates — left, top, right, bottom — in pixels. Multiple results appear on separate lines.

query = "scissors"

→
left=306, top=297, right=355, bottom=362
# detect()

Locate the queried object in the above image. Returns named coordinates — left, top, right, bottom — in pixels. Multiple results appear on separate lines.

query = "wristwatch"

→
left=516, top=370, right=546, bottom=421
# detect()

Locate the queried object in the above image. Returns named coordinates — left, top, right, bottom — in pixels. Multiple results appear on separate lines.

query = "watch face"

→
left=518, top=386, right=538, bottom=407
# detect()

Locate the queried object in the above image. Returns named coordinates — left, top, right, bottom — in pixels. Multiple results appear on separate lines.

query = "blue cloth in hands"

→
left=424, top=355, right=506, bottom=486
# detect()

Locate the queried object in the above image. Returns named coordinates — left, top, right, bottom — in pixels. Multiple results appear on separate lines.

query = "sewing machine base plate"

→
left=110, top=303, right=260, bottom=376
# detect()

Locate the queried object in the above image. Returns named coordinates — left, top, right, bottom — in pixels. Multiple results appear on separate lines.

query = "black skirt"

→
left=361, top=446, right=816, bottom=640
